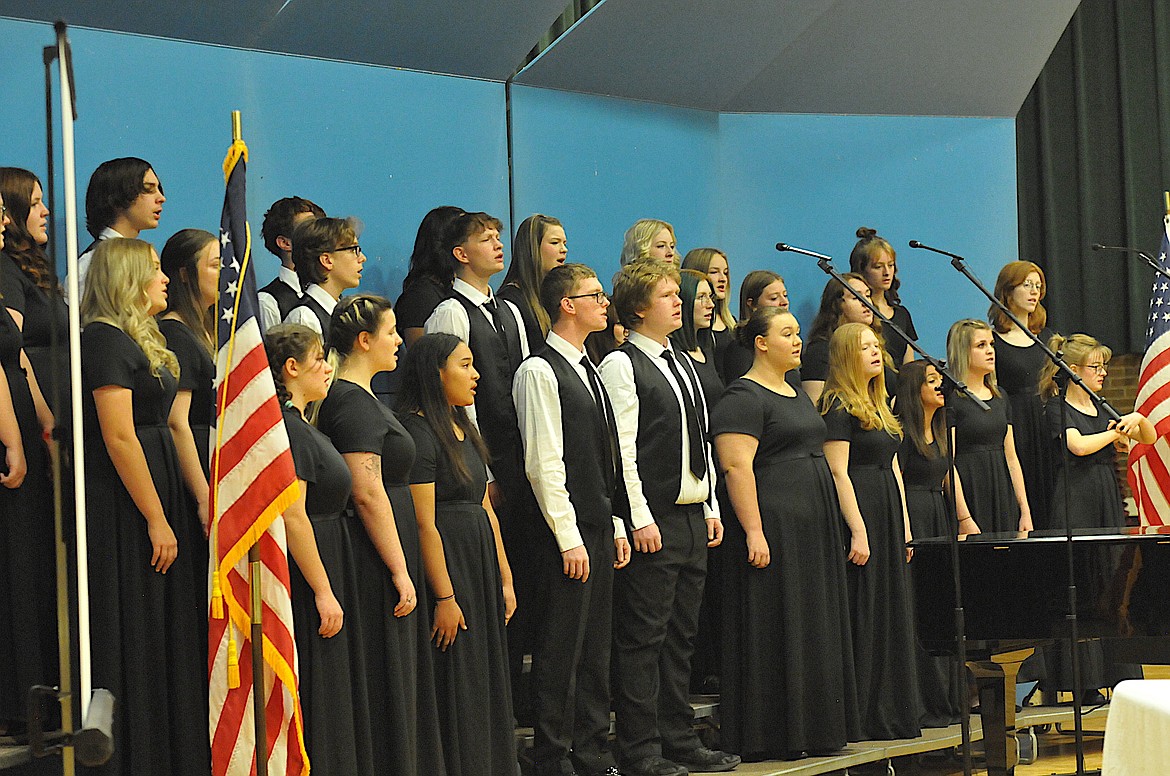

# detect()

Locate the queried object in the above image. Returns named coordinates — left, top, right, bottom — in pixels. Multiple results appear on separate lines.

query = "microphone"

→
left=1092, top=242, right=1140, bottom=253
left=908, top=240, right=923, bottom=249
left=774, top=242, right=832, bottom=260
left=907, top=240, right=965, bottom=261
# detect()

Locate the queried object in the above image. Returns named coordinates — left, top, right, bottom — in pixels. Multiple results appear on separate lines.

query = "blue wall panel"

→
left=718, top=113, right=1019, bottom=358
left=0, top=17, right=509, bottom=299
left=510, top=85, right=721, bottom=286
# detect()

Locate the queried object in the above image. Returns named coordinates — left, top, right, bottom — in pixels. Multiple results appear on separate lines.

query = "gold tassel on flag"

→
left=227, top=632, right=240, bottom=689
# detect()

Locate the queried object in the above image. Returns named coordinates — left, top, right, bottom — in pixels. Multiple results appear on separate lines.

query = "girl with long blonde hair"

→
left=80, top=237, right=208, bottom=775
left=820, top=322, right=921, bottom=740
left=946, top=318, right=1032, bottom=534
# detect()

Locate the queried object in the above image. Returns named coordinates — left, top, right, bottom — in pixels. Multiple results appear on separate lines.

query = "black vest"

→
left=288, top=293, right=332, bottom=348
left=615, top=341, right=700, bottom=515
left=259, top=276, right=301, bottom=322
left=453, top=293, right=524, bottom=486
left=533, top=347, right=627, bottom=529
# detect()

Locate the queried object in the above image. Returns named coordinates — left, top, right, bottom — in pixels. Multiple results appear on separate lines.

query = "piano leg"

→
left=968, top=648, right=1033, bottom=776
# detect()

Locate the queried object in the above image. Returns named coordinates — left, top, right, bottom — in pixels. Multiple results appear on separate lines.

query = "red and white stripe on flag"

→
left=1128, top=213, right=1170, bottom=527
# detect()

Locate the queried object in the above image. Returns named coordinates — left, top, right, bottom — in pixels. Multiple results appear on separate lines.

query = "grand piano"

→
left=912, top=526, right=1170, bottom=775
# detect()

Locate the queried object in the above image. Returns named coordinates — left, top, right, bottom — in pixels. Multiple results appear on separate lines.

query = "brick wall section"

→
left=1101, top=353, right=1142, bottom=517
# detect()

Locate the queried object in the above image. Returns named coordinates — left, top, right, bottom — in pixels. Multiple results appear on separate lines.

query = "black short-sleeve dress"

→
left=802, top=338, right=898, bottom=399
left=402, top=411, right=517, bottom=776
left=159, top=318, right=215, bottom=477
left=898, top=436, right=963, bottom=727
left=395, top=277, right=449, bottom=332
left=0, top=302, right=55, bottom=727
left=316, top=380, right=446, bottom=775
left=881, top=304, right=917, bottom=365
left=0, top=252, right=70, bottom=423
left=282, top=405, right=374, bottom=776
left=823, top=404, right=922, bottom=740
left=712, top=379, right=859, bottom=759
left=1044, top=399, right=1125, bottom=530
left=950, top=392, right=1021, bottom=533
left=995, top=328, right=1057, bottom=528
left=80, top=322, right=208, bottom=776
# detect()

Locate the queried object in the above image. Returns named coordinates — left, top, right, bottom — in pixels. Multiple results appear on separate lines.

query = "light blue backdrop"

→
left=2, top=17, right=1018, bottom=357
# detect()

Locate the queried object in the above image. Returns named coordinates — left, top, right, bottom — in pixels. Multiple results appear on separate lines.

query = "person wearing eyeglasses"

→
left=1037, top=332, right=1153, bottom=705
left=284, top=216, right=366, bottom=345
left=989, top=261, right=1058, bottom=530
left=512, top=263, right=631, bottom=776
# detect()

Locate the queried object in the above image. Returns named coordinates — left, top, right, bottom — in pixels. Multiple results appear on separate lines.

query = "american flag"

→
left=207, top=133, right=308, bottom=775
left=1128, top=212, right=1170, bottom=526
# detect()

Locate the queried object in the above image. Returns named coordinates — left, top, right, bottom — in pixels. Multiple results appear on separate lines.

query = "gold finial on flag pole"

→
left=1163, top=190, right=1168, bottom=217
left=232, top=110, right=242, bottom=143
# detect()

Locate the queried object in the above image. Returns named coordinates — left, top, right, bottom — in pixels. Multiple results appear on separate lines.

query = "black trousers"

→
left=613, top=503, right=707, bottom=763
left=530, top=521, right=619, bottom=774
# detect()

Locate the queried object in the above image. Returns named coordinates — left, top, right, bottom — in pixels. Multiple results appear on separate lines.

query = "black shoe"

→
left=622, top=755, right=688, bottom=776
left=665, top=747, right=741, bottom=772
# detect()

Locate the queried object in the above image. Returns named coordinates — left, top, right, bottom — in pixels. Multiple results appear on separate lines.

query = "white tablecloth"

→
left=1103, top=679, right=1170, bottom=775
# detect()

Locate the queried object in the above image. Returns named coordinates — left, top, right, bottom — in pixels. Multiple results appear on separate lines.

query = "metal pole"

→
left=54, top=20, right=91, bottom=725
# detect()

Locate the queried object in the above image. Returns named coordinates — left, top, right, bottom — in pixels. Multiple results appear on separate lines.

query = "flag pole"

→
left=231, top=108, right=270, bottom=776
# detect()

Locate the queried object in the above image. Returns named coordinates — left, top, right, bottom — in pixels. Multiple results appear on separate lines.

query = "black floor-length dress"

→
left=995, top=329, right=1056, bottom=529
left=0, top=303, right=55, bottom=728
left=713, top=379, right=859, bottom=759
left=317, top=381, right=446, bottom=775
left=282, top=405, right=374, bottom=776
left=402, top=412, right=518, bottom=776
left=80, top=322, right=207, bottom=776
left=950, top=392, right=1021, bottom=534
left=899, top=436, right=963, bottom=728
left=824, top=404, right=922, bottom=740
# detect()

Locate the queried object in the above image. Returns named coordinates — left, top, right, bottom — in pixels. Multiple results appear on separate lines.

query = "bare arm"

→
left=892, top=453, right=913, bottom=561
left=409, top=481, right=465, bottom=650
left=824, top=439, right=870, bottom=565
left=1114, top=411, right=1156, bottom=445
left=483, top=489, right=516, bottom=624
left=343, top=451, right=415, bottom=617
left=283, top=481, right=342, bottom=637
left=949, top=468, right=979, bottom=534
left=801, top=380, right=825, bottom=406
left=1003, top=425, right=1032, bottom=530
left=0, top=367, right=26, bottom=489
left=716, top=432, right=769, bottom=568
left=168, top=390, right=210, bottom=535
left=94, top=386, right=176, bottom=572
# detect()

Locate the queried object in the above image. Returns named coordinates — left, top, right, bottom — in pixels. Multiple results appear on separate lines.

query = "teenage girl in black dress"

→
left=498, top=214, right=567, bottom=348
left=820, top=322, right=922, bottom=740
left=850, top=226, right=916, bottom=365
left=682, top=248, right=734, bottom=377
left=714, top=307, right=859, bottom=759
left=266, top=323, right=366, bottom=775
left=317, top=295, right=446, bottom=774
left=397, top=333, right=519, bottom=776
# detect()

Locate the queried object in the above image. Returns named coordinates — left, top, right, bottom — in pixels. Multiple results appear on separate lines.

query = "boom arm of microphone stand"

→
left=810, top=257, right=990, bottom=411
left=945, top=253, right=1123, bottom=423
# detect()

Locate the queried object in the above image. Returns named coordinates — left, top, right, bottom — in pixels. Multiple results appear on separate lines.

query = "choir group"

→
left=0, top=156, right=1158, bottom=776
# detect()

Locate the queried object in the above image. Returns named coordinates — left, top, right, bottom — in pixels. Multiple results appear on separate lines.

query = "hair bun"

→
left=856, top=226, right=877, bottom=240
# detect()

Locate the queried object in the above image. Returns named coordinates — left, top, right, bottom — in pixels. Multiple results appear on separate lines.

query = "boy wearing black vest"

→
left=513, top=264, right=632, bottom=776
left=424, top=212, right=540, bottom=712
left=257, top=196, right=325, bottom=331
left=599, top=262, right=740, bottom=776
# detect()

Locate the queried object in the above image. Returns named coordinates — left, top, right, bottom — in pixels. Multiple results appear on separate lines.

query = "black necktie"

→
left=484, top=297, right=522, bottom=369
left=581, top=356, right=620, bottom=482
left=661, top=349, right=707, bottom=479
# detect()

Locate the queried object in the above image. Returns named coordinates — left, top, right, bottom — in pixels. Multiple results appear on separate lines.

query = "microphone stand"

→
left=912, top=240, right=1119, bottom=776
left=1091, top=244, right=1170, bottom=281
left=777, top=242, right=983, bottom=776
